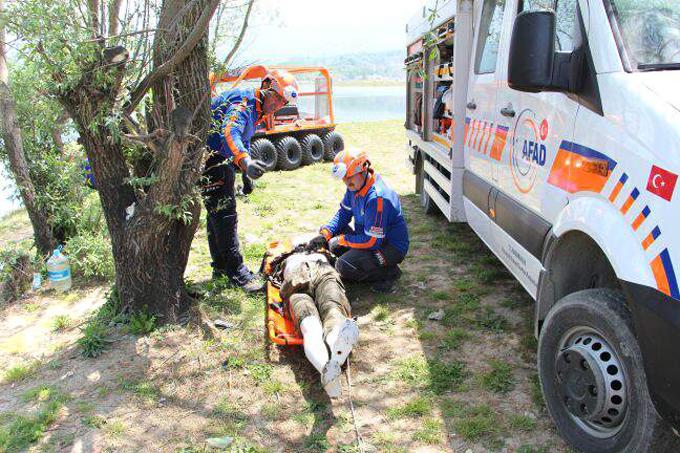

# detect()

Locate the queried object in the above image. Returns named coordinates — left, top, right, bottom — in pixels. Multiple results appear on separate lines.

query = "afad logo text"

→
left=510, top=108, right=549, bottom=194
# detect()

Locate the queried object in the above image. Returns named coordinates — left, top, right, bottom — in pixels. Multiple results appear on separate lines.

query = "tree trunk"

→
left=0, top=0, right=55, bottom=256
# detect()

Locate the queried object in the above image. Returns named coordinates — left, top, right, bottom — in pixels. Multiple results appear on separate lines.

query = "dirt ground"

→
left=0, top=120, right=569, bottom=452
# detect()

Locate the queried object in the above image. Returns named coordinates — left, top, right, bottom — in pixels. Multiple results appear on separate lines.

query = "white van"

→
left=405, top=0, right=680, bottom=451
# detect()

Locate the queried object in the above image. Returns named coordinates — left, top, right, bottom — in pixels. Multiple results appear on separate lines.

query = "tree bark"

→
left=0, top=0, right=55, bottom=256
left=58, top=0, right=212, bottom=322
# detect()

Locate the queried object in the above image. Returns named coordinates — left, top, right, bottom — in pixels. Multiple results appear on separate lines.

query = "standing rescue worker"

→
left=203, top=70, right=299, bottom=292
left=308, top=148, right=409, bottom=293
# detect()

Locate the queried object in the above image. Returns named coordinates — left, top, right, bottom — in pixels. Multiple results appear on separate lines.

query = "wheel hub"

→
left=556, top=331, right=627, bottom=432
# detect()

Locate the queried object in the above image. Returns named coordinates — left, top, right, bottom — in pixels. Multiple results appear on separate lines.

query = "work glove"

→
left=328, top=236, right=343, bottom=254
left=306, top=234, right=328, bottom=252
left=241, top=172, right=254, bottom=195
left=242, top=156, right=266, bottom=179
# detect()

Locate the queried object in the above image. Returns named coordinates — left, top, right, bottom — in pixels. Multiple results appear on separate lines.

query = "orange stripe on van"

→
left=631, top=206, right=651, bottom=231
left=651, top=254, right=671, bottom=296
left=548, top=148, right=611, bottom=193
left=480, top=122, right=494, bottom=154
left=619, top=188, right=639, bottom=215
left=642, top=233, right=655, bottom=250
left=489, top=125, right=509, bottom=161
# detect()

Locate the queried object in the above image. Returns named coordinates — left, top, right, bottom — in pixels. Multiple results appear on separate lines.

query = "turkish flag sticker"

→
left=646, top=165, right=678, bottom=201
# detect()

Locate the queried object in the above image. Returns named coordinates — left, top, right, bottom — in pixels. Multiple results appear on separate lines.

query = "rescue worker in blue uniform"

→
left=308, top=148, right=409, bottom=293
left=203, top=70, right=299, bottom=292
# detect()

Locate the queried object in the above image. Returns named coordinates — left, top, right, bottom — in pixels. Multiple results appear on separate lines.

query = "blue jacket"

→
left=322, top=172, right=409, bottom=255
left=206, top=88, right=263, bottom=168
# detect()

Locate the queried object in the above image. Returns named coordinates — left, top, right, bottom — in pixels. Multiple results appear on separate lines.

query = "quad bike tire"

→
left=275, top=136, right=302, bottom=171
left=321, top=131, right=344, bottom=161
left=250, top=138, right=277, bottom=172
left=300, top=134, right=325, bottom=165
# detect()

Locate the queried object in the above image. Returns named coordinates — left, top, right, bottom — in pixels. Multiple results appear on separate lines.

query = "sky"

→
left=235, top=0, right=420, bottom=62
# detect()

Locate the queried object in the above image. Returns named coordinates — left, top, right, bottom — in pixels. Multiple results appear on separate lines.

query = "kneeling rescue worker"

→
left=309, top=148, right=409, bottom=293
left=203, top=70, right=299, bottom=292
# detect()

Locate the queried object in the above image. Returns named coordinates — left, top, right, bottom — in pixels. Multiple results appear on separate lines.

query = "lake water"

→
left=0, top=85, right=407, bottom=217
left=332, top=85, right=405, bottom=122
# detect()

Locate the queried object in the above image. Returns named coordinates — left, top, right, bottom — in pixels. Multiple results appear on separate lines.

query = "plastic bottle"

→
left=31, top=272, right=42, bottom=291
left=46, top=246, right=72, bottom=292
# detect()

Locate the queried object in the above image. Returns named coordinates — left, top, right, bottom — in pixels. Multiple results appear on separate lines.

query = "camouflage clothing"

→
left=279, top=253, right=351, bottom=339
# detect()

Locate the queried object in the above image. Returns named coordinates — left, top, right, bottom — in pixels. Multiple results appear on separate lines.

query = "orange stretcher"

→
left=262, top=239, right=304, bottom=346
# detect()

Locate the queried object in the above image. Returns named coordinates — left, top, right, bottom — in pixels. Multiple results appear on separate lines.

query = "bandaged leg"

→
left=291, top=292, right=340, bottom=397
left=299, top=316, right=328, bottom=374
left=313, top=272, right=358, bottom=392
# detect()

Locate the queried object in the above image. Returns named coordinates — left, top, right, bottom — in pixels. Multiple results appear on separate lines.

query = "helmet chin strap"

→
left=355, top=168, right=370, bottom=192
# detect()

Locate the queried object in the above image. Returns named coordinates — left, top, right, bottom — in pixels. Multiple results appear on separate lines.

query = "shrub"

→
left=0, top=248, right=33, bottom=304
left=63, top=193, right=114, bottom=282
left=77, top=321, right=111, bottom=358
left=128, top=311, right=156, bottom=335
left=51, top=315, right=72, bottom=331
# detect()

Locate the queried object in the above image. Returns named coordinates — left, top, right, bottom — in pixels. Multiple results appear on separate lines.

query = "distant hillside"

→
left=275, top=50, right=404, bottom=82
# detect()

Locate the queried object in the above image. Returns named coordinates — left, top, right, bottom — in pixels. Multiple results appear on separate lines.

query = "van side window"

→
left=519, top=0, right=578, bottom=52
left=475, top=0, right=506, bottom=74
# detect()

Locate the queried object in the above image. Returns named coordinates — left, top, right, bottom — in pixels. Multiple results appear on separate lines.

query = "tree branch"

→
left=108, top=0, right=123, bottom=37
left=87, top=0, right=101, bottom=40
left=222, top=0, right=255, bottom=68
left=124, top=0, right=220, bottom=116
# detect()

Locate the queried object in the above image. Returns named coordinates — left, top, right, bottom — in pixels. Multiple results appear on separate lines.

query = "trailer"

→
left=210, top=65, right=345, bottom=171
left=406, top=0, right=680, bottom=450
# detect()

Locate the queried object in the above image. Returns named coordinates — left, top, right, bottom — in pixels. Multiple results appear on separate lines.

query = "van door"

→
left=465, top=0, right=507, bottom=191
left=494, top=0, right=578, bottom=226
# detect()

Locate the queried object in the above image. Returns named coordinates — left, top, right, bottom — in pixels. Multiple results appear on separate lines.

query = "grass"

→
left=0, top=120, right=559, bottom=451
left=529, top=373, right=545, bottom=410
left=442, top=292, right=481, bottom=327
left=386, top=396, right=432, bottom=419
left=391, top=355, right=467, bottom=394
left=304, top=432, right=330, bottom=451
left=438, top=327, right=470, bottom=351
left=508, top=414, right=537, bottom=432
left=0, top=387, right=69, bottom=451
left=476, top=306, right=510, bottom=332
left=246, top=363, right=273, bottom=384
left=453, top=404, right=498, bottom=442
left=21, top=384, right=57, bottom=402
left=82, top=414, right=107, bottom=428
left=371, top=303, right=390, bottom=322
left=431, top=290, right=449, bottom=301
left=412, top=418, right=443, bottom=444
left=77, top=321, right=111, bottom=357
left=119, top=379, right=161, bottom=403
left=478, top=360, right=515, bottom=394
left=51, top=314, right=72, bottom=331
left=128, top=311, right=156, bottom=335
left=2, top=360, right=39, bottom=384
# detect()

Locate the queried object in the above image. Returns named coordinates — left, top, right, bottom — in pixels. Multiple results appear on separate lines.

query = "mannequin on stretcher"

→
left=268, top=245, right=359, bottom=398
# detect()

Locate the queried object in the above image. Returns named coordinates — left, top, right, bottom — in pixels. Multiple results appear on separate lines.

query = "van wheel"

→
left=538, top=289, right=679, bottom=453
left=250, top=138, right=277, bottom=172
left=416, top=155, right=438, bottom=215
left=322, top=131, right=344, bottom=161
left=300, top=134, right=324, bottom=165
left=275, top=136, right=302, bottom=171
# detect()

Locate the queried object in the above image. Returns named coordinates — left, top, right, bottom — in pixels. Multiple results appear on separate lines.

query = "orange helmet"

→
left=263, top=69, right=299, bottom=105
left=331, top=148, right=369, bottom=180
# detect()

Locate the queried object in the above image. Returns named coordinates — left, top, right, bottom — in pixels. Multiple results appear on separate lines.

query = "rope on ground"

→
left=346, top=357, right=366, bottom=453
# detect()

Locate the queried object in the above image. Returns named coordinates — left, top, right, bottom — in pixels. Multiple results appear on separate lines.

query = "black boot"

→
left=371, top=266, right=402, bottom=294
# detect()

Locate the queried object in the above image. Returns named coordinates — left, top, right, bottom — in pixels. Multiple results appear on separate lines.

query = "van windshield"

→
left=611, top=0, right=680, bottom=70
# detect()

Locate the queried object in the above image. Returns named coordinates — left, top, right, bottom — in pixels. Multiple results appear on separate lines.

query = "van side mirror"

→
left=508, top=10, right=579, bottom=93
